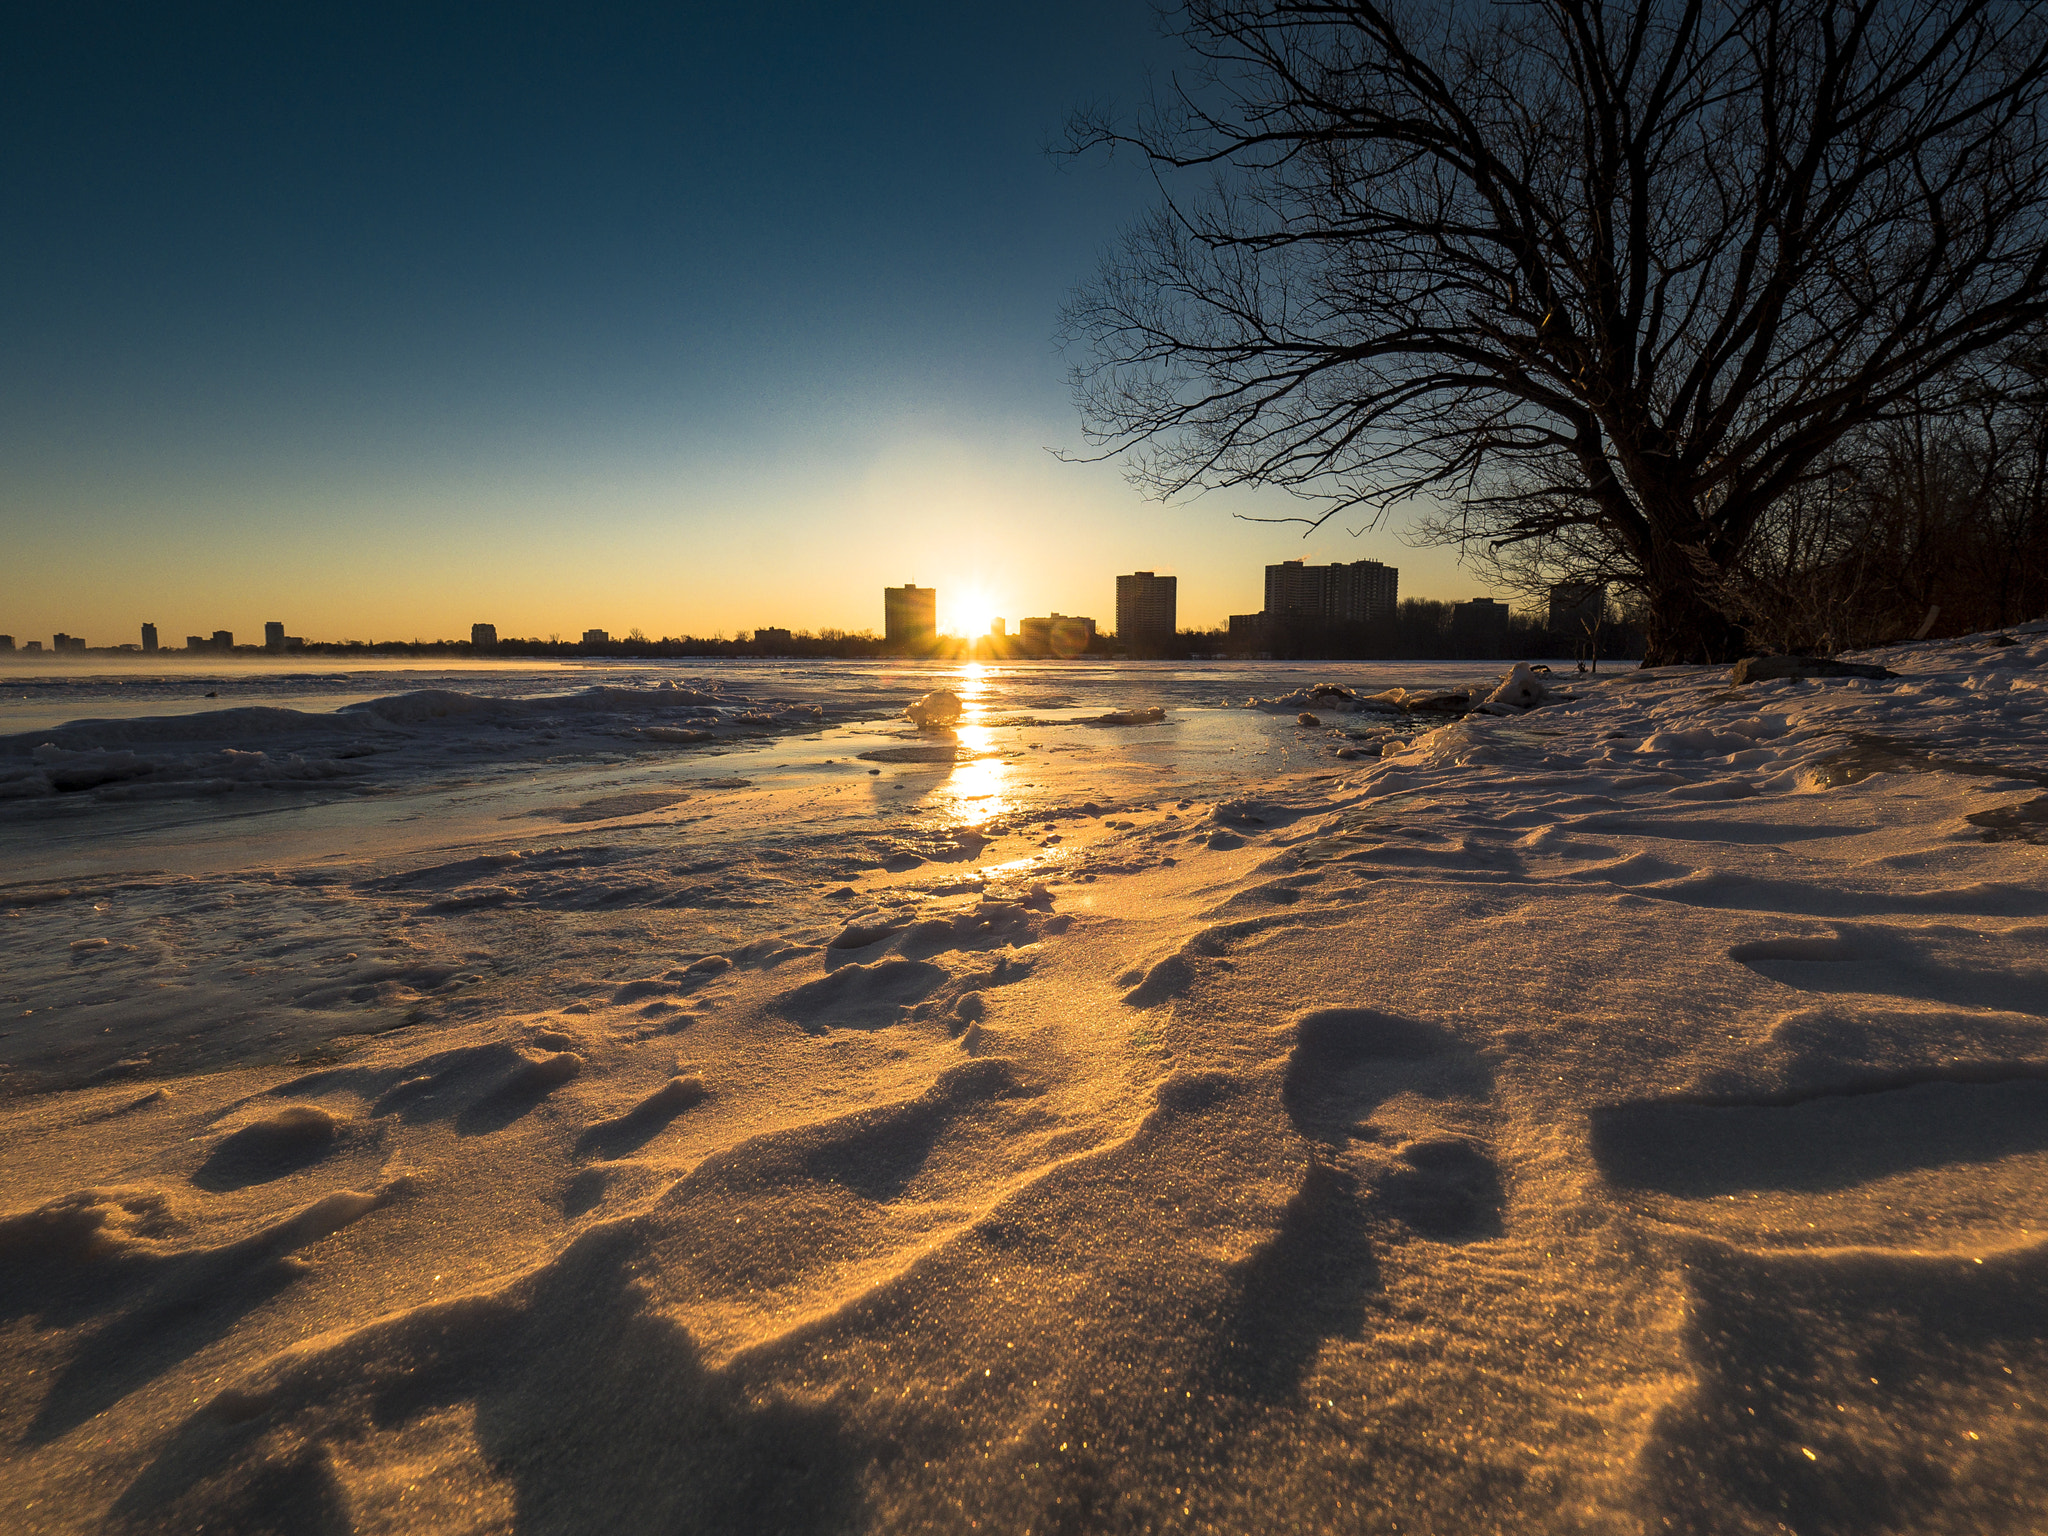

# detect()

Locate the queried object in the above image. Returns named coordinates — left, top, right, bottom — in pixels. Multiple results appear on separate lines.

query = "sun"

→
left=940, top=587, right=1001, bottom=637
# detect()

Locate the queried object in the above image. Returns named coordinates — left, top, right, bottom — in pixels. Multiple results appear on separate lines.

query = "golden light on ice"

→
left=943, top=664, right=1011, bottom=823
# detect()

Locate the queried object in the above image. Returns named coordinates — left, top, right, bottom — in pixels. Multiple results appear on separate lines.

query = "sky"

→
left=1, top=1, right=1491, bottom=648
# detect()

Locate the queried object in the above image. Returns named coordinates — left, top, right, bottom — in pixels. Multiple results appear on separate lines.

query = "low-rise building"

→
left=1019, top=613, right=1096, bottom=657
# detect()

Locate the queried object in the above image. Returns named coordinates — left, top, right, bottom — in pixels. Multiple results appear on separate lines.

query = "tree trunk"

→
left=1638, top=562, right=1749, bottom=666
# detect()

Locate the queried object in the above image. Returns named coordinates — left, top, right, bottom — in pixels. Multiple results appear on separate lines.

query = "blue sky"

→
left=1, top=1, right=1482, bottom=645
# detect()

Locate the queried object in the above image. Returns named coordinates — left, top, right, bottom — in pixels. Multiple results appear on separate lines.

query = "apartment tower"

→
left=1115, top=572, right=1178, bottom=646
left=884, top=584, right=937, bottom=649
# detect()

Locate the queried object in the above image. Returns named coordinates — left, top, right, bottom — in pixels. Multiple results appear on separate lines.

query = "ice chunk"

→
left=905, top=690, right=965, bottom=728
left=1479, top=664, right=1550, bottom=711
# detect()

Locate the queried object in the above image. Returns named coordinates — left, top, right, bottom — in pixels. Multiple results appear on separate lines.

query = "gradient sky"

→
left=1, top=1, right=1490, bottom=648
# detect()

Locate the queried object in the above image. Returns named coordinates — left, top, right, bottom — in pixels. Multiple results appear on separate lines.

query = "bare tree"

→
left=1066, top=0, right=2048, bottom=662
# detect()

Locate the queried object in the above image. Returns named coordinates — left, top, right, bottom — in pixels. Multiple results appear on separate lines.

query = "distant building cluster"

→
left=1232, top=558, right=1400, bottom=638
left=0, top=621, right=311, bottom=654
left=872, top=583, right=1107, bottom=658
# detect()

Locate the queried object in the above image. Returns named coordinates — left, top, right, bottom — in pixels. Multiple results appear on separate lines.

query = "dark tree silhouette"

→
left=1067, top=0, right=2048, bottom=662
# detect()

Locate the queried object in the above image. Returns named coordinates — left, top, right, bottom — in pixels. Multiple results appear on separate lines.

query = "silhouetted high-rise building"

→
left=0, top=635, right=13, bottom=651
left=52, top=633, right=86, bottom=653
left=212, top=630, right=234, bottom=651
left=1264, top=559, right=1320, bottom=618
left=884, top=584, right=936, bottom=649
left=1332, top=560, right=1399, bottom=624
left=581, top=628, right=610, bottom=648
left=140, top=623, right=158, bottom=653
left=471, top=623, right=498, bottom=651
left=264, top=621, right=286, bottom=652
left=1262, top=558, right=1398, bottom=625
left=1116, top=572, right=1177, bottom=645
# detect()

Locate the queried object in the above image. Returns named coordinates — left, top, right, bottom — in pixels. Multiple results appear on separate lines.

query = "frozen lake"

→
left=0, top=656, right=1548, bottom=884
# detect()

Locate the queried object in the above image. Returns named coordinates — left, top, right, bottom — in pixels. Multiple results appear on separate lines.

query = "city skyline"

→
left=0, top=556, right=1617, bottom=660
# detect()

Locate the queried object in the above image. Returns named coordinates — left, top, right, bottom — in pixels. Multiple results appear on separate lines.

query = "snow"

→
left=2, top=636, right=2045, bottom=1531
left=1476, top=659, right=1552, bottom=711
left=0, top=680, right=875, bottom=809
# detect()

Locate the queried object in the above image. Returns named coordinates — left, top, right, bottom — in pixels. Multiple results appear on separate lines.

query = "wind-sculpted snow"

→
left=4, top=630, right=2048, bottom=1532
left=0, top=681, right=856, bottom=807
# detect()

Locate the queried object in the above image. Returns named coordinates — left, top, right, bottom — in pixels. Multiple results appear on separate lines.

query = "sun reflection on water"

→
left=941, top=663, right=1012, bottom=825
